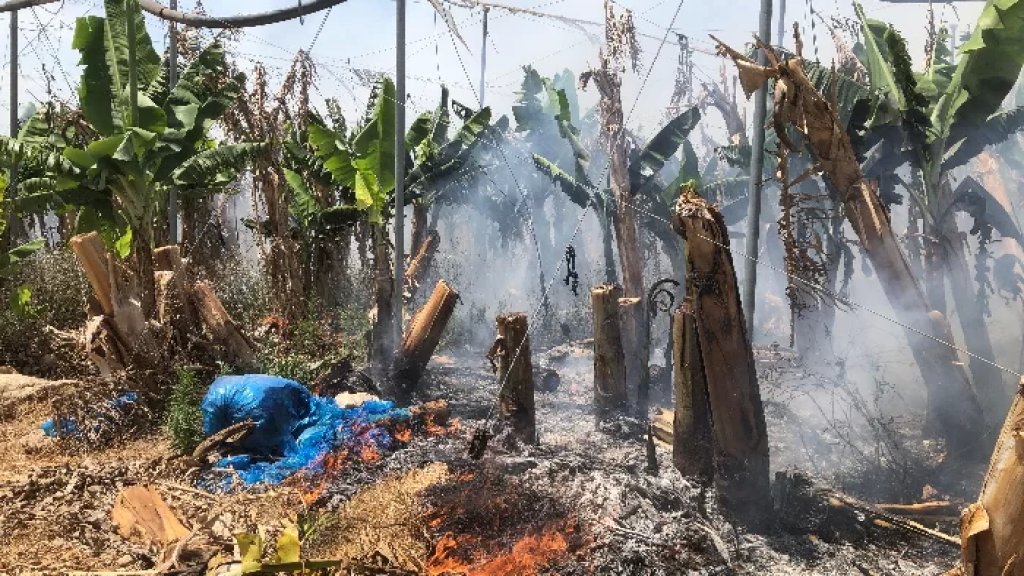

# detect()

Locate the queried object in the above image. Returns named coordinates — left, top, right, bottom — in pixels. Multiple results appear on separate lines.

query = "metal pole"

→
left=479, top=7, right=488, bottom=107
left=8, top=9, right=15, bottom=140
left=742, top=0, right=773, bottom=337
left=950, top=22, right=957, bottom=64
left=7, top=9, right=17, bottom=237
left=168, top=0, right=179, bottom=244
left=776, top=0, right=786, bottom=47
left=393, top=0, right=406, bottom=345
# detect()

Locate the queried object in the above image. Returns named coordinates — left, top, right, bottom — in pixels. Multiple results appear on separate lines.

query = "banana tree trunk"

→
left=958, top=379, right=1024, bottom=576
left=600, top=202, right=618, bottom=284
left=181, top=195, right=225, bottom=277
left=672, top=186, right=771, bottom=528
left=946, top=231, right=1009, bottom=427
left=490, top=312, right=537, bottom=444
left=132, top=223, right=157, bottom=320
left=370, top=223, right=395, bottom=377
left=792, top=183, right=843, bottom=362
left=714, top=41, right=987, bottom=460
left=589, top=67, right=643, bottom=298
left=410, top=201, right=429, bottom=257
left=258, top=169, right=304, bottom=323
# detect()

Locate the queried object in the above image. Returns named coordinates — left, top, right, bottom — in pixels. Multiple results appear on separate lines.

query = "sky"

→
left=0, top=0, right=987, bottom=139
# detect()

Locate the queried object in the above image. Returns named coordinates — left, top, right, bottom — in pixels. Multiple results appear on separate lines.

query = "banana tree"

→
left=0, top=173, right=45, bottom=296
left=298, top=77, right=502, bottom=371
left=532, top=75, right=702, bottom=288
left=0, top=0, right=260, bottom=319
left=0, top=104, right=78, bottom=277
left=856, top=1, right=1024, bottom=422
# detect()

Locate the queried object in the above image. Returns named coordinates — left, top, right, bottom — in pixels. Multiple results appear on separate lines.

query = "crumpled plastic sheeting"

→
left=41, top=392, right=138, bottom=438
left=201, top=375, right=411, bottom=487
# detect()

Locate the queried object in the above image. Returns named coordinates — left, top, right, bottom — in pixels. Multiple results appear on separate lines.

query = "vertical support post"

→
left=742, top=0, right=773, bottom=337
left=7, top=8, right=18, bottom=239
left=479, top=7, right=488, bottom=107
left=776, top=0, right=786, bottom=48
left=950, top=23, right=958, bottom=65
left=394, top=0, right=407, bottom=351
left=126, top=0, right=139, bottom=127
left=167, top=0, right=179, bottom=244
left=8, top=9, right=16, bottom=141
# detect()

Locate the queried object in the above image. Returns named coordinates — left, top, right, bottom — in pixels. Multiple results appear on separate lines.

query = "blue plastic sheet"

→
left=41, top=392, right=138, bottom=437
left=200, top=375, right=412, bottom=487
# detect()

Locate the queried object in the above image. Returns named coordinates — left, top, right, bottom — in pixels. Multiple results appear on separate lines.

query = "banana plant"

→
left=530, top=67, right=702, bottom=283
left=290, top=78, right=502, bottom=368
left=855, top=0, right=1024, bottom=419
left=0, top=0, right=262, bottom=318
left=0, top=173, right=45, bottom=281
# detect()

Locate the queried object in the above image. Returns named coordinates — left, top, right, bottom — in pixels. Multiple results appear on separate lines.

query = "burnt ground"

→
left=0, top=343, right=961, bottom=575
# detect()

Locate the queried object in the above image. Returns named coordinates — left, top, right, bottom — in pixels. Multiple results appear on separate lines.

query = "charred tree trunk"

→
left=673, top=187, right=772, bottom=527
left=404, top=229, right=440, bottom=305
left=587, top=65, right=643, bottom=298
left=592, top=283, right=628, bottom=418
left=619, top=297, right=650, bottom=416
left=370, top=223, right=395, bottom=378
left=714, top=39, right=987, bottom=460
left=600, top=201, right=619, bottom=284
left=393, top=279, right=459, bottom=391
left=959, top=379, right=1024, bottom=576
left=488, top=312, right=537, bottom=444
left=672, top=300, right=713, bottom=482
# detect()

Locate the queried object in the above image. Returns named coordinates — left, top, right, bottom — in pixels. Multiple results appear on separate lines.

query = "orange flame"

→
left=358, top=443, right=382, bottom=463
left=394, top=426, right=413, bottom=443
left=426, top=521, right=575, bottom=576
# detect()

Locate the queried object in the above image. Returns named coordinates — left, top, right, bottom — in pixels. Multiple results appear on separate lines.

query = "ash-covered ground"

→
left=0, top=343, right=962, bottom=575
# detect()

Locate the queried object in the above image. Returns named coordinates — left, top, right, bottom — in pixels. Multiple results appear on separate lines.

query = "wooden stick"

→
left=190, top=420, right=256, bottom=461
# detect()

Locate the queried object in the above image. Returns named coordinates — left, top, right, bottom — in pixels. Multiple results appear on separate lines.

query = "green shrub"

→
left=165, top=367, right=205, bottom=454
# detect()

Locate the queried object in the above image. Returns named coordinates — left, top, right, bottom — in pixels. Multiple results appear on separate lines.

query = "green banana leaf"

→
left=628, top=107, right=701, bottom=194
left=172, top=143, right=265, bottom=186
left=854, top=3, right=905, bottom=126
left=934, top=0, right=1024, bottom=137
left=0, top=238, right=45, bottom=275
left=943, top=106, right=1024, bottom=170
left=308, top=123, right=357, bottom=187
left=351, top=77, right=396, bottom=220
left=532, top=154, right=594, bottom=209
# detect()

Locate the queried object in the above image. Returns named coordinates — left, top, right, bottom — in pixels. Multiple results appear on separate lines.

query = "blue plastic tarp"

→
left=200, top=375, right=412, bottom=487
left=41, top=392, right=138, bottom=438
